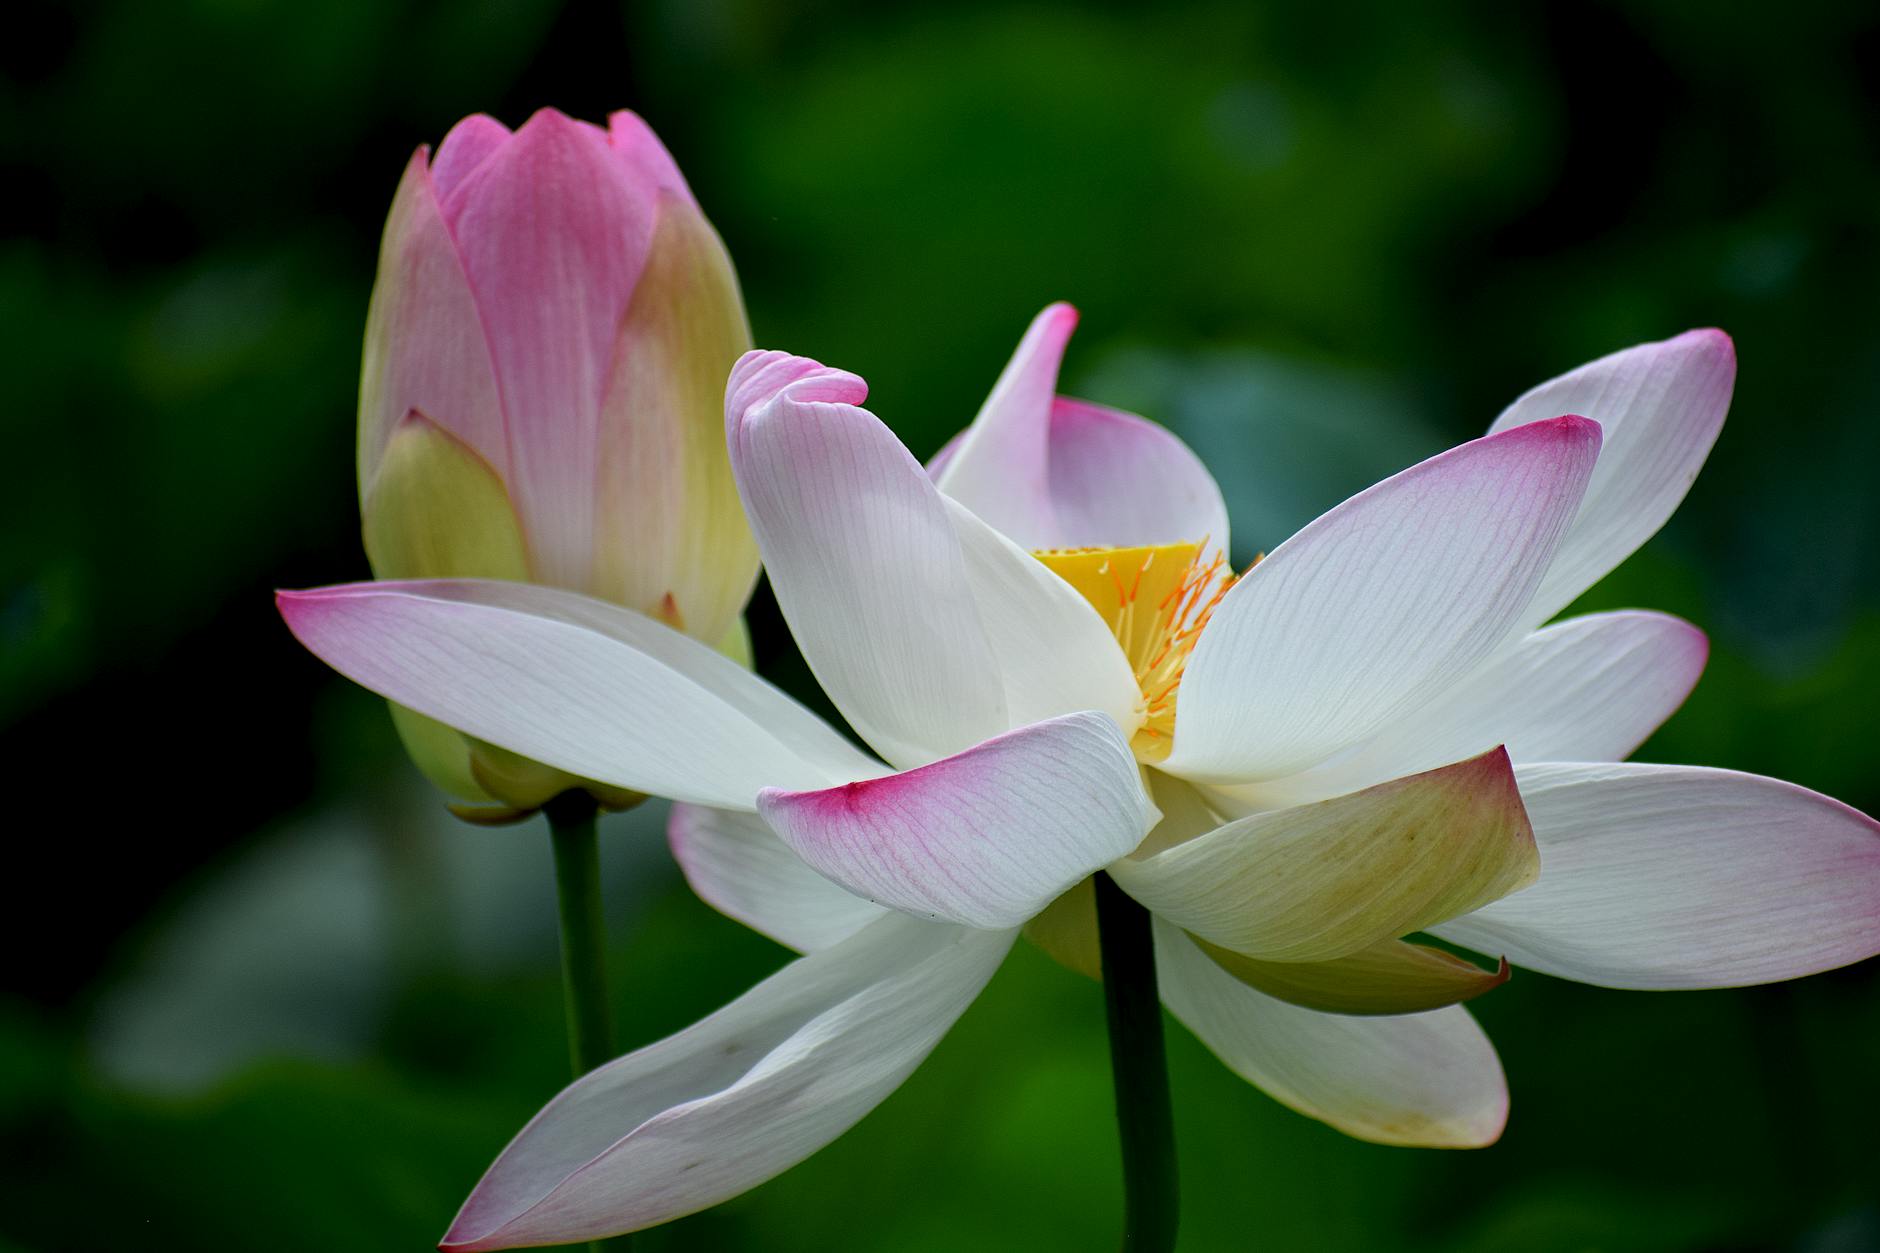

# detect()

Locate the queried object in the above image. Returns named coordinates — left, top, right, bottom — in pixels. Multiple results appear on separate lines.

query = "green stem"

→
left=544, top=792, right=613, bottom=1076
left=1095, top=872, right=1180, bottom=1253
left=543, top=793, right=631, bottom=1253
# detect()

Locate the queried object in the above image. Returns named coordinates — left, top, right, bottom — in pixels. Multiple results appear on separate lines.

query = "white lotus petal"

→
left=1434, top=762, right=1880, bottom=989
left=442, top=914, right=1014, bottom=1248
left=944, top=497, right=1142, bottom=733
left=1164, top=416, right=1602, bottom=783
left=1250, top=610, right=1709, bottom=807
left=277, top=579, right=875, bottom=809
left=1490, top=330, right=1734, bottom=626
left=668, top=803, right=887, bottom=953
left=1155, top=920, right=1508, bottom=1147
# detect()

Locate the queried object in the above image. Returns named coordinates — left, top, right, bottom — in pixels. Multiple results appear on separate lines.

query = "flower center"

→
left=1033, top=542, right=1235, bottom=761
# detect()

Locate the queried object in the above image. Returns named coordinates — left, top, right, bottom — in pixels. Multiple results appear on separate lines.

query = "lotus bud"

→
left=355, top=108, right=758, bottom=810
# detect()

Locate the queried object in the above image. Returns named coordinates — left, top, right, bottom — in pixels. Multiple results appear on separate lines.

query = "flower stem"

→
left=544, top=791, right=613, bottom=1076
left=1095, top=871, right=1180, bottom=1253
left=544, top=793, right=631, bottom=1253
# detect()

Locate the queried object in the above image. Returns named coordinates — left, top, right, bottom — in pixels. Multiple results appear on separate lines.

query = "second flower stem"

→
left=1095, top=871, right=1180, bottom=1253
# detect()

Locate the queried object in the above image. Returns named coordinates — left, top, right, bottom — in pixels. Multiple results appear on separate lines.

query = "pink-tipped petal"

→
left=1248, top=610, right=1710, bottom=807
left=1040, top=397, right=1231, bottom=554
left=1113, top=750, right=1537, bottom=963
left=1492, top=329, right=1735, bottom=626
left=931, top=303, right=1079, bottom=547
left=726, top=351, right=1010, bottom=768
left=669, top=803, right=887, bottom=953
left=1433, top=762, right=1880, bottom=989
left=1155, top=920, right=1508, bottom=1148
left=934, top=306, right=1229, bottom=554
left=441, top=914, right=1013, bottom=1250
left=1164, top=416, right=1603, bottom=784
left=277, top=579, right=876, bottom=809
left=757, top=712, right=1155, bottom=930
left=606, top=110, right=697, bottom=207
left=357, top=149, right=507, bottom=498
left=441, top=108, right=660, bottom=589
left=429, top=114, right=512, bottom=203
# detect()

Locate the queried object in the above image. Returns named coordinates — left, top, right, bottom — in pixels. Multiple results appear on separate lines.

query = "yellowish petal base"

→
left=1033, top=543, right=1235, bottom=761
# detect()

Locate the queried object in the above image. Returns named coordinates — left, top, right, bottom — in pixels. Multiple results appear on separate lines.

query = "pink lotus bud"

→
left=356, top=108, right=758, bottom=807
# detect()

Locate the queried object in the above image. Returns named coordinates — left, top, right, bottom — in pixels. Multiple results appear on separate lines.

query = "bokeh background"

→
left=5, top=1, right=1880, bottom=1249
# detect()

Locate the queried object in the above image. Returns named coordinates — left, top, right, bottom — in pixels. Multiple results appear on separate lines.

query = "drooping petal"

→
left=933, top=305, right=1229, bottom=554
left=591, top=190, right=758, bottom=646
left=441, top=914, right=1014, bottom=1250
left=277, top=579, right=877, bottom=809
left=943, top=498, right=1143, bottom=734
left=757, top=712, right=1156, bottom=930
left=668, top=803, right=887, bottom=953
left=1155, top=921, right=1508, bottom=1148
left=1163, top=416, right=1602, bottom=783
left=1490, top=330, right=1735, bottom=626
left=357, top=148, right=507, bottom=499
left=440, top=108, right=659, bottom=589
left=1433, top=762, right=1880, bottom=989
left=726, top=352, right=1008, bottom=767
left=1196, top=935, right=1510, bottom=1016
left=1247, top=610, right=1709, bottom=806
left=1112, top=750, right=1537, bottom=963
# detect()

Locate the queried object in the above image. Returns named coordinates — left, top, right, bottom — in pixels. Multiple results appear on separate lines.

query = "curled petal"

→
left=1434, top=762, right=1880, bottom=989
left=758, top=712, right=1156, bottom=930
left=726, top=351, right=1010, bottom=767
left=442, top=915, right=1014, bottom=1249
left=1113, top=750, right=1537, bottom=963
left=1156, top=920, right=1508, bottom=1148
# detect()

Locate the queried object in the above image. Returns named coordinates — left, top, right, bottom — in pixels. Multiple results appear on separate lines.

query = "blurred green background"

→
left=4, top=1, right=1879, bottom=1249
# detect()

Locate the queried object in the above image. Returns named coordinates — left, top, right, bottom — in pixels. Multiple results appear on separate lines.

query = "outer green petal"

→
left=362, top=410, right=534, bottom=804
left=362, top=409, right=531, bottom=583
left=1197, top=936, right=1509, bottom=1015
left=1113, top=749, right=1537, bottom=963
left=388, top=701, right=491, bottom=803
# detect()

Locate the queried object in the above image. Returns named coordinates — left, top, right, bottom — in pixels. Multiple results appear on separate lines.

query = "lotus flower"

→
left=277, top=313, right=1880, bottom=1248
left=357, top=107, right=757, bottom=808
